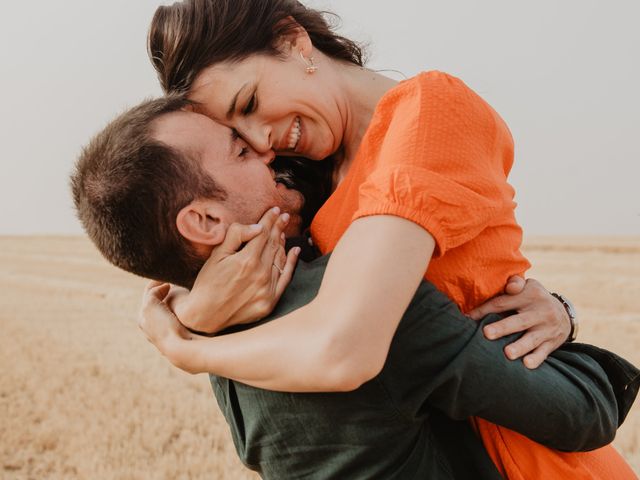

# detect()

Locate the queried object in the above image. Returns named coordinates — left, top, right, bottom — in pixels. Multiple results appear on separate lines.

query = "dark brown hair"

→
left=71, top=96, right=226, bottom=289
left=148, top=0, right=365, bottom=94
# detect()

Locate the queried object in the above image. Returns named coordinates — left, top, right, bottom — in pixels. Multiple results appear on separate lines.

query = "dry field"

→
left=1, top=236, right=638, bottom=479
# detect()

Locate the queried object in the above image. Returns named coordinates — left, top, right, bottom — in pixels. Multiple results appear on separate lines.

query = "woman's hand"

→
left=139, top=281, right=207, bottom=374
left=138, top=281, right=193, bottom=355
left=468, top=277, right=571, bottom=369
left=176, top=207, right=300, bottom=334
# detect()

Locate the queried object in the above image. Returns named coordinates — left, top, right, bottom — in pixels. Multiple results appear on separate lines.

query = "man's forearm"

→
left=383, top=282, right=639, bottom=451
left=429, top=317, right=620, bottom=451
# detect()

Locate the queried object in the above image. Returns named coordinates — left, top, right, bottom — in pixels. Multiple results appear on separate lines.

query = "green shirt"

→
left=211, top=255, right=639, bottom=479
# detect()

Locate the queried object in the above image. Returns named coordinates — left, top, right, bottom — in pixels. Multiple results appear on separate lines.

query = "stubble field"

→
left=1, top=236, right=638, bottom=479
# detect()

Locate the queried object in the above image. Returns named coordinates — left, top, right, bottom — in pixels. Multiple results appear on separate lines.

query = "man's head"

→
left=71, top=96, right=305, bottom=288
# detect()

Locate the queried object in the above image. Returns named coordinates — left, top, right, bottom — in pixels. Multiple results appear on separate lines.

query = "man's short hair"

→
left=71, top=96, right=225, bottom=288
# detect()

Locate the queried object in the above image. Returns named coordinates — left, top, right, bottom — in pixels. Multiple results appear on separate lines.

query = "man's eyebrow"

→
left=226, top=83, right=249, bottom=120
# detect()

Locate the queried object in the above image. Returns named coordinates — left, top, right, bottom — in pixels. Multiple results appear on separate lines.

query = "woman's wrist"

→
left=163, top=334, right=203, bottom=374
left=177, top=290, right=231, bottom=335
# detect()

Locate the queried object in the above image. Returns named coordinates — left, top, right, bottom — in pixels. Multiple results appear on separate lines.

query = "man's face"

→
left=152, top=111, right=304, bottom=235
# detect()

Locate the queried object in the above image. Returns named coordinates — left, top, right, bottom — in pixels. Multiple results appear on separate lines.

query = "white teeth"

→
left=287, top=117, right=301, bottom=149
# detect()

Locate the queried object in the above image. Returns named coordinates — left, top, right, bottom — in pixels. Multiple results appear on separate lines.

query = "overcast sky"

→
left=1, top=0, right=638, bottom=235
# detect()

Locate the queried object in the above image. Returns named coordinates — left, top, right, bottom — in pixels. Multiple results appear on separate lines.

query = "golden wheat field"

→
left=1, top=236, right=638, bottom=479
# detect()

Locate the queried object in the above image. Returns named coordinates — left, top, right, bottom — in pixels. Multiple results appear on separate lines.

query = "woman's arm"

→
left=155, top=215, right=435, bottom=392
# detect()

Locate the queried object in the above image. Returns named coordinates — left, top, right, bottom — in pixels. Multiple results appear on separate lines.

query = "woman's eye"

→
left=239, top=147, right=249, bottom=157
left=242, top=94, right=256, bottom=115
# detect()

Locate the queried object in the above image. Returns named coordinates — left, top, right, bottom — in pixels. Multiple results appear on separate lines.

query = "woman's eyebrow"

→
left=227, top=83, right=249, bottom=120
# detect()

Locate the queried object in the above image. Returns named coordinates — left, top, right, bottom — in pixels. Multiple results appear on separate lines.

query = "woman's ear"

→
left=273, top=16, right=313, bottom=57
left=176, top=200, right=227, bottom=247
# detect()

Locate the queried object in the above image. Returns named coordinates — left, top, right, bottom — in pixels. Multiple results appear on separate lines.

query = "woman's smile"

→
left=286, top=116, right=302, bottom=150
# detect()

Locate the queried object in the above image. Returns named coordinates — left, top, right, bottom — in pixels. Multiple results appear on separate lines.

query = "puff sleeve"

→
left=352, top=72, right=517, bottom=257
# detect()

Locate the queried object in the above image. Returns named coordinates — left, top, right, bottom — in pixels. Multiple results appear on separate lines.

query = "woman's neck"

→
left=332, top=64, right=398, bottom=185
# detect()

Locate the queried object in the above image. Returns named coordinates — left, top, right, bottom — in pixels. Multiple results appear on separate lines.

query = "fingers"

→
left=523, top=341, right=556, bottom=369
left=144, top=281, right=171, bottom=303
left=269, top=249, right=284, bottom=290
left=273, top=243, right=288, bottom=272
left=146, top=280, right=164, bottom=290
left=503, top=329, right=546, bottom=361
left=243, top=207, right=283, bottom=257
left=216, top=222, right=264, bottom=257
left=504, top=275, right=526, bottom=295
left=259, top=212, right=291, bottom=267
left=483, top=313, right=534, bottom=340
left=139, top=283, right=171, bottom=340
left=275, top=247, right=301, bottom=298
left=468, top=294, right=520, bottom=320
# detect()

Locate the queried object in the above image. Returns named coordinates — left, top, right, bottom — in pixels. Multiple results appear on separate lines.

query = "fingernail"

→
left=484, top=328, right=495, bottom=339
left=281, top=233, right=286, bottom=241
left=281, top=213, right=290, bottom=223
left=272, top=207, right=280, bottom=214
left=249, top=224, right=262, bottom=232
left=293, top=247, right=301, bottom=255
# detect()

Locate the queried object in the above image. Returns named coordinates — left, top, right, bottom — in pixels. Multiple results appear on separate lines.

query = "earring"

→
left=299, top=51, right=318, bottom=74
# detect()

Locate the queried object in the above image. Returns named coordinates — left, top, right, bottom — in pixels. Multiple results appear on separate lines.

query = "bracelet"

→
left=551, top=293, right=579, bottom=342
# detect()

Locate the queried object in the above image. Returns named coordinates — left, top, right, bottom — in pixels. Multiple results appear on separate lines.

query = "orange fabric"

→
left=474, top=419, right=637, bottom=480
left=310, top=71, right=635, bottom=479
left=311, top=71, right=530, bottom=314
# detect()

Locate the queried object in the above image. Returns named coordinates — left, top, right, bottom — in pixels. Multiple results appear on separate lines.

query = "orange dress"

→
left=310, top=71, right=635, bottom=479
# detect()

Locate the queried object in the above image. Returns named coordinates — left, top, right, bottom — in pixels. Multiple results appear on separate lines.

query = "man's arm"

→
left=380, top=281, right=640, bottom=452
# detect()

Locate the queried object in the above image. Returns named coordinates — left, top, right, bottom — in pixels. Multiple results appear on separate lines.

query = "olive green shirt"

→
left=211, top=255, right=639, bottom=479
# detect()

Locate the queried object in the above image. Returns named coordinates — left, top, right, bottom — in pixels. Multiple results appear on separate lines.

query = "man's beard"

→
left=271, top=156, right=334, bottom=231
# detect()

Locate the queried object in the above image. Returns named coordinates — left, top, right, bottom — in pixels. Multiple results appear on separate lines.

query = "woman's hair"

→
left=148, top=0, right=365, bottom=94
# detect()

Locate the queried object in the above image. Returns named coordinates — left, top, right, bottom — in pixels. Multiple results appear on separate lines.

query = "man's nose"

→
left=259, top=150, right=276, bottom=165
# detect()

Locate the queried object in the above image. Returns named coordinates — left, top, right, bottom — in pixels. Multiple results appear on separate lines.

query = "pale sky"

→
left=1, top=0, right=638, bottom=235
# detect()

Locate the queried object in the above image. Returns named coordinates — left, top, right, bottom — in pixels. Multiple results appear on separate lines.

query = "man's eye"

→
left=242, top=94, right=256, bottom=115
left=239, top=147, right=249, bottom=157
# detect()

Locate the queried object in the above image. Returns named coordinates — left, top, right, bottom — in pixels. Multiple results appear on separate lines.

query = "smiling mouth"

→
left=287, top=116, right=302, bottom=150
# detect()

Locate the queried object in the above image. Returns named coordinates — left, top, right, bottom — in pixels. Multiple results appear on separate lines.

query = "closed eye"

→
left=230, top=129, right=249, bottom=158
left=242, top=92, right=257, bottom=115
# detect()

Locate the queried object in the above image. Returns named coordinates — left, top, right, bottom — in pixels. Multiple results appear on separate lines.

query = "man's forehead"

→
left=152, top=110, right=233, bottom=158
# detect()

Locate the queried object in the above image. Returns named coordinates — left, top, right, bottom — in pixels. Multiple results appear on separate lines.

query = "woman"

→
left=140, top=0, right=634, bottom=478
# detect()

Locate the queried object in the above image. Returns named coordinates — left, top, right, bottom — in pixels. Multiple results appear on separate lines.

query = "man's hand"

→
left=468, top=277, right=571, bottom=369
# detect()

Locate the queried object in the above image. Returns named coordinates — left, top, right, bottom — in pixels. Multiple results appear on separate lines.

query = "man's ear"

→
left=176, top=200, right=228, bottom=247
left=273, top=16, right=313, bottom=58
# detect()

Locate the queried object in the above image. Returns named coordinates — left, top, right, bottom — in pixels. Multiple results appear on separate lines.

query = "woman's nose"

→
left=242, top=122, right=272, bottom=153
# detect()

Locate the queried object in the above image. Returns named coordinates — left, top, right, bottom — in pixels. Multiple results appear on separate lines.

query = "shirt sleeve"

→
left=353, top=72, right=516, bottom=257
left=377, top=280, right=631, bottom=452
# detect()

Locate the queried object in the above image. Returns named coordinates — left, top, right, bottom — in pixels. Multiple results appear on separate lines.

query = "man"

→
left=72, top=95, right=307, bottom=290
left=72, top=96, right=639, bottom=479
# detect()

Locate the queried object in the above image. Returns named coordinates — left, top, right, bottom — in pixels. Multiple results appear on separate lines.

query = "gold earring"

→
left=299, top=51, right=318, bottom=74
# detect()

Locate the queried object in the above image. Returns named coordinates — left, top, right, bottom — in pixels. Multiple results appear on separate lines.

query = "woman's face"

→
left=189, top=52, right=345, bottom=161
